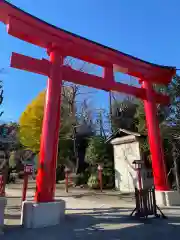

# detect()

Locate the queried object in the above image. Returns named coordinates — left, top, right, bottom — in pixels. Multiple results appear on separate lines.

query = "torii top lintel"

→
left=0, top=0, right=176, bottom=85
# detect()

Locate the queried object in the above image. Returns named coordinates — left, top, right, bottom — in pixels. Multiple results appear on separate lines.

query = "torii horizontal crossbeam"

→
left=11, top=52, right=170, bottom=104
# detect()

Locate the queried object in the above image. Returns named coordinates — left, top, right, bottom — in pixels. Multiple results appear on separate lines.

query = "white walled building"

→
left=106, top=129, right=153, bottom=193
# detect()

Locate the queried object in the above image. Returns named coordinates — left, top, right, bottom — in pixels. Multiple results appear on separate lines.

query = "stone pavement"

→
left=2, top=185, right=180, bottom=239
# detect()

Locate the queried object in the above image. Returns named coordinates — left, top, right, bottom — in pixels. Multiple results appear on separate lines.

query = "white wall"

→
left=111, top=136, right=141, bottom=193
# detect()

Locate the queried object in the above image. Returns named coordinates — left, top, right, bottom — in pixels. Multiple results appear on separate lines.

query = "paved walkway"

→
left=1, top=186, right=180, bottom=239
left=3, top=206, right=180, bottom=240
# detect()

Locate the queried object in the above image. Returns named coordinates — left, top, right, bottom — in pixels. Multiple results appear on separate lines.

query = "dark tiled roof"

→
left=105, top=128, right=146, bottom=143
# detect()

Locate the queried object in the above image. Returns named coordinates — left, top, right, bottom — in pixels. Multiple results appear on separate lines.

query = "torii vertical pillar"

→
left=22, top=47, right=66, bottom=228
left=142, top=80, right=169, bottom=191
left=34, top=47, right=63, bottom=202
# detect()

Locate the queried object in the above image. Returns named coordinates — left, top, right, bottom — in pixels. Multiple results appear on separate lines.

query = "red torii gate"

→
left=0, top=1, right=176, bottom=202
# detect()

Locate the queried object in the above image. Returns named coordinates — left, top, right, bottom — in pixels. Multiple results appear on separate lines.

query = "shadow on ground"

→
left=6, top=186, right=35, bottom=190
left=55, top=191, right=135, bottom=201
left=2, top=207, right=180, bottom=240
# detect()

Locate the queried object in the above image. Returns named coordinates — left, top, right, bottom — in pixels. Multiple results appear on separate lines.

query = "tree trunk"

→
left=172, top=141, right=180, bottom=192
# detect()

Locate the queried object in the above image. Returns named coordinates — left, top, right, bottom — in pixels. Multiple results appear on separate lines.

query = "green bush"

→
left=9, top=151, right=16, bottom=168
left=75, top=171, right=90, bottom=186
left=87, top=173, right=99, bottom=189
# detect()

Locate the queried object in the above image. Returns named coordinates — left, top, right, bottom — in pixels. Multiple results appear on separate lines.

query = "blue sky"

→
left=0, top=0, right=180, bottom=122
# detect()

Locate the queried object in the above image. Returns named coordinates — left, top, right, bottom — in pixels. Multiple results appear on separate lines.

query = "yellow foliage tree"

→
left=19, top=88, right=76, bottom=160
left=19, top=91, right=45, bottom=152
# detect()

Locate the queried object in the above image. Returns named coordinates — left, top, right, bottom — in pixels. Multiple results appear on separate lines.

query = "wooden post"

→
left=98, top=164, right=103, bottom=192
left=22, top=173, right=28, bottom=202
left=22, top=164, right=33, bottom=202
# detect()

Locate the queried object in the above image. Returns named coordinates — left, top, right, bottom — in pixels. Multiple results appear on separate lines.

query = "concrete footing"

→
left=21, top=200, right=66, bottom=228
left=0, top=197, right=7, bottom=233
left=156, top=190, right=180, bottom=206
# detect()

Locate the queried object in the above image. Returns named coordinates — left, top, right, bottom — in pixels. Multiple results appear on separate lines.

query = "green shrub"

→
left=75, top=171, right=90, bottom=186
left=87, top=173, right=99, bottom=189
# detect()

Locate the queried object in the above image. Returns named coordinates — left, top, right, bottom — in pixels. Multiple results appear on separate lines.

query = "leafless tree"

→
left=61, top=57, right=98, bottom=130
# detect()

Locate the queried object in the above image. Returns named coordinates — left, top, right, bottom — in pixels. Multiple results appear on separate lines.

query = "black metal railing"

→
left=130, top=187, right=166, bottom=219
